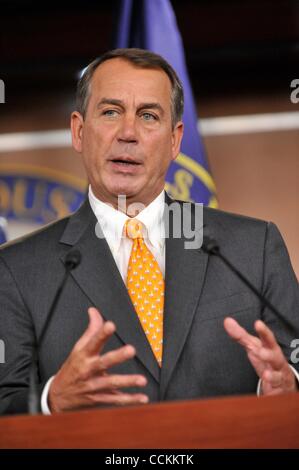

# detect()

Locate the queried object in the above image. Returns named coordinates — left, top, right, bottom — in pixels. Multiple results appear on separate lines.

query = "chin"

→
left=109, top=183, right=143, bottom=199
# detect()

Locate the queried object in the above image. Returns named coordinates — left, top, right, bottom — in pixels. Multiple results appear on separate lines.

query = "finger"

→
left=76, top=307, right=104, bottom=349
left=89, top=345, right=136, bottom=374
left=247, top=350, right=267, bottom=377
left=254, top=320, right=279, bottom=351
left=89, top=374, right=147, bottom=393
left=224, top=317, right=261, bottom=351
left=254, top=321, right=286, bottom=371
left=256, top=345, right=286, bottom=371
left=76, top=307, right=115, bottom=356
left=86, top=318, right=116, bottom=356
left=90, top=392, right=149, bottom=406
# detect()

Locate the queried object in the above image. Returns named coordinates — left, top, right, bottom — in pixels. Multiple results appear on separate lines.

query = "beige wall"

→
left=198, top=93, right=299, bottom=278
left=206, top=129, right=299, bottom=278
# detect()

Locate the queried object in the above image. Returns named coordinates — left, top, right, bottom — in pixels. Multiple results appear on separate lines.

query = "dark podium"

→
left=0, top=393, right=298, bottom=448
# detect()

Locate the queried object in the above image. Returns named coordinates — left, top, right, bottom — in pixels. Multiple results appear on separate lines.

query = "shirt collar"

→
left=135, top=191, right=165, bottom=251
left=88, top=186, right=165, bottom=253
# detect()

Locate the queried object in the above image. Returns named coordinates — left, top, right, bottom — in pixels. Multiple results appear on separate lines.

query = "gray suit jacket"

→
left=0, top=194, right=298, bottom=414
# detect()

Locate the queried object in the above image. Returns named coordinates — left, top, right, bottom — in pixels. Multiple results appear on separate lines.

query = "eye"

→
left=102, top=109, right=119, bottom=117
left=141, top=112, right=157, bottom=121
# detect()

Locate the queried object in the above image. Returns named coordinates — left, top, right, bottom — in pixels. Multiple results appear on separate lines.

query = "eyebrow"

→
left=138, top=102, right=164, bottom=116
left=96, top=98, right=164, bottom=115
left=96, top=98, right=123, bottom=109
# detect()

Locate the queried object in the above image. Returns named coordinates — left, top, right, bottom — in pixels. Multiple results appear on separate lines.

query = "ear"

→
left=171, top=121, right=184, bottom=161
left=71, top=111, right=84, bottom=153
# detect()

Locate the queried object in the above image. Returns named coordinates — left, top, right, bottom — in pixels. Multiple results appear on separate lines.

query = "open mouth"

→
left=112, top=160, right=140, bottom=165
left=110, top=157, right=142, bottom=166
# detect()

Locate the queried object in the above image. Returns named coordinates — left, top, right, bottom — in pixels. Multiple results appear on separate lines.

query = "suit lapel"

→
left=59, top=200, right=160, bottom=382
left=160, top=195, right=209, bottom=399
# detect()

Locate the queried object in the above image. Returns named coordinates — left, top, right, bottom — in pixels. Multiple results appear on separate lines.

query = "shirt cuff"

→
left=257, top=365, right=299, bottom=396
left=41, top=376, right=55, bottom=414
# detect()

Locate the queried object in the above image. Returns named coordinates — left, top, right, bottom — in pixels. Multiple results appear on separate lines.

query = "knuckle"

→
left=88, top=380, right=99, bottom=393
left=97, top=357, right=107, bottom=373
left=86, top=392, right=99, bottom=404
left=110, top=377, right=119, bottom=389
left=78, top=363, right=91, bottom=381
left=71, top=360, right=82, bottom=377
left=119, top=394, right=130, bottom=405
left=79, top=370, right=89, bottom=381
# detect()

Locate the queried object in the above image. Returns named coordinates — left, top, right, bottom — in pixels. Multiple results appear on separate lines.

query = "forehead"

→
left=89, top=58, right=172, bottom=104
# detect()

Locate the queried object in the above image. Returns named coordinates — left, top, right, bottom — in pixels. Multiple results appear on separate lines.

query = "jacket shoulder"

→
left=0, top=214, right=71, bottom=261
left=202, top=205, right=269, bottom=230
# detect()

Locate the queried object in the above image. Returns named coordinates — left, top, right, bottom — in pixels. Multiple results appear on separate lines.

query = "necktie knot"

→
left=125, top=219, right=143, bottom=240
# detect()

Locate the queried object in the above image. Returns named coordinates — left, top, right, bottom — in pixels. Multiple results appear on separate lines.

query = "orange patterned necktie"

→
left=125, top=218, right=164, bottom=366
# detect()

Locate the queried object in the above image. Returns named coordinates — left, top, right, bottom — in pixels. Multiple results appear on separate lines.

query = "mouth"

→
left=108, top=156, right=143, bottom=173
left=110, top=156, right=142, bottom=166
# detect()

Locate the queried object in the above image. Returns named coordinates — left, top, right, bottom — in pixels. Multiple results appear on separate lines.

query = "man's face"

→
left=71, top=58, right=183, bottom=208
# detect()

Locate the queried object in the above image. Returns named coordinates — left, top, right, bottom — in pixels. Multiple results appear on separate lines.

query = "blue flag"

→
left=0, top=217, right=7, bottom=244
left=115, top=0, right=217, bottom=206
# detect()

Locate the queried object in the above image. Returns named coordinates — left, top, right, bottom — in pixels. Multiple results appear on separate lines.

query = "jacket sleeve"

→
left=0, top=255, right=43, bottom=415
left=261, top=222, right=299, bottom=374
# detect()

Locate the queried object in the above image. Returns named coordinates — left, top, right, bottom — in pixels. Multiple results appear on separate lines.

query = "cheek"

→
left=146, top=134, right=173, bottom=166
left=82, top=126, right=107, bottom=164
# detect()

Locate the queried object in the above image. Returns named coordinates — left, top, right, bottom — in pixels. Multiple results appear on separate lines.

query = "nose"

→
left=117, top=113, right=138, bottom=144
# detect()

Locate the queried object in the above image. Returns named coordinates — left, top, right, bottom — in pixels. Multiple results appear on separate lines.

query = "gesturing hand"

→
left=48, top=307, right=149, bottom=412
left=224, top=317, right=297, bottom=395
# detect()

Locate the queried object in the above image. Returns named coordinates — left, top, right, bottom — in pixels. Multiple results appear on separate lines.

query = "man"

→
left=0, top=49, right=298, bottom=415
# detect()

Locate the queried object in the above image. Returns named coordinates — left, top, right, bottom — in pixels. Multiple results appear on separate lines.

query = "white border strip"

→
left=0, top=129, right=72, bottom=152
left=0, top=112, right=298, bottom=152
left=199, top=111, right=299, bottom=136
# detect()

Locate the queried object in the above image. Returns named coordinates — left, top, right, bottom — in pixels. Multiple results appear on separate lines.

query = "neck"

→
left=90, top=187, right=164, bottom=216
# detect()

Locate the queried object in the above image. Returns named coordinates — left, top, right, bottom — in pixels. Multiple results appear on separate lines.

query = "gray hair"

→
left=76, top=48, right=184, bottom=128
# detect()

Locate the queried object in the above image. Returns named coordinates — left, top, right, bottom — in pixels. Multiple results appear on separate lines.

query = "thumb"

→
left=86, top=307, right=104, bottom=337
left=76, top=307, right=114, bottom=355
left=223, top=317, right=243, bottom=341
